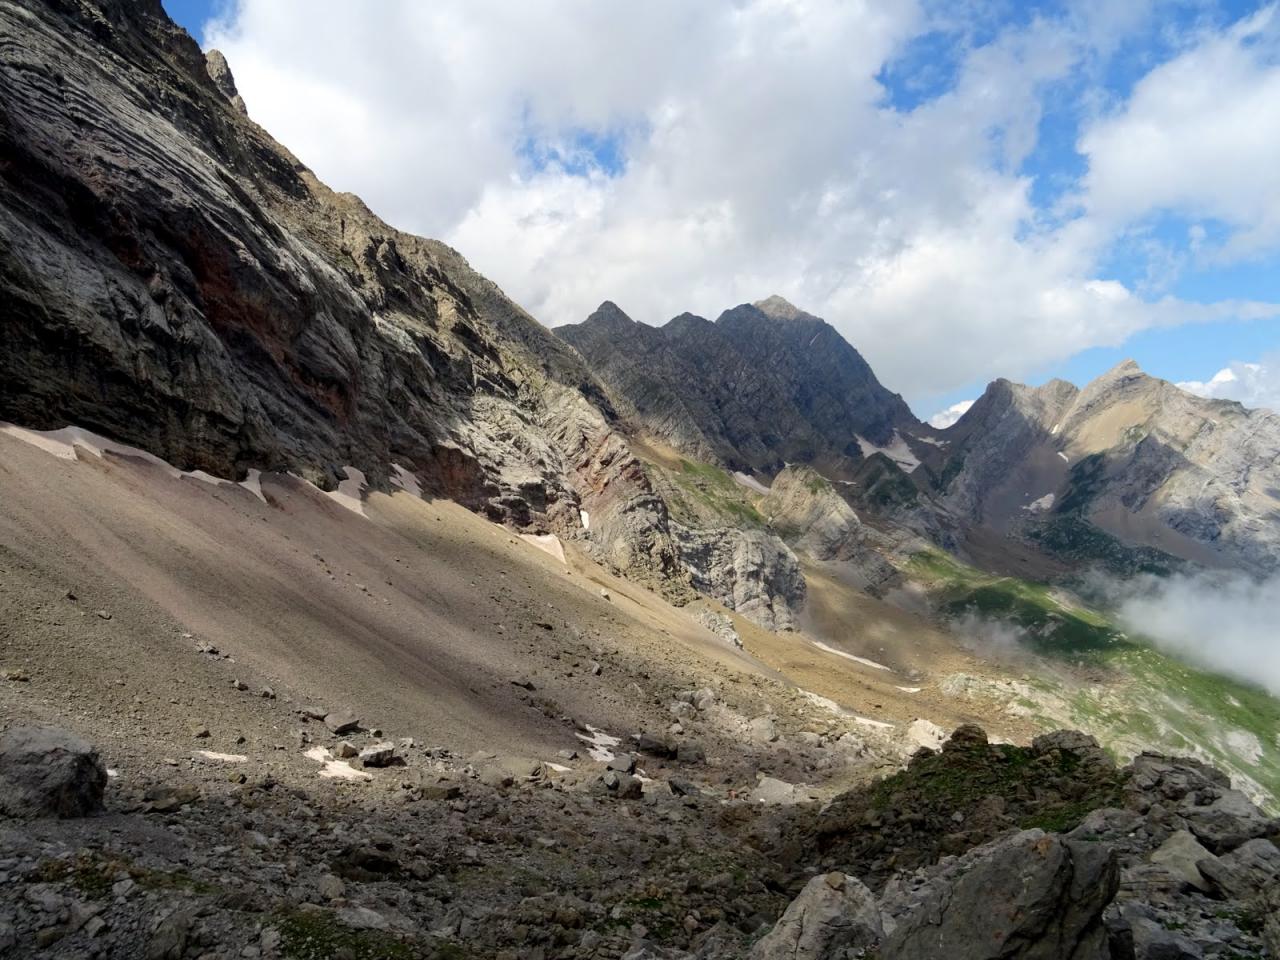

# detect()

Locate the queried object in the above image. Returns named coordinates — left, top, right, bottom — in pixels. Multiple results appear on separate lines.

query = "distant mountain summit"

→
left=556, top=298, right=919, bottom=475
left=931, top=359, right=1280, bottom=576
left=561, top=293, right=1280, bottom=579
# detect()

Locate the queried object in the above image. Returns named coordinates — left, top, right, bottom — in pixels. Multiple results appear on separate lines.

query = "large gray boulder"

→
left=1196, top=837, right=1280, bottom=900
left=877, top=829, right=1118, bottom=960
left=0, top=725, right=107, bottom=819
left=750, top=872, right=882, bottom=960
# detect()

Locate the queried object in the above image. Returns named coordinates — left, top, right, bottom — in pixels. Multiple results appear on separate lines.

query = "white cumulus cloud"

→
left=1178, top=356, right=1280, bottom=412
left=928, top=400, right=975, bottom=429
left=204, top=2, right=1280, bottom=404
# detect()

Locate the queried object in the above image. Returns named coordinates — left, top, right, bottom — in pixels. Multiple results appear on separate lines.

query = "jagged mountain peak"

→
left=584, top=300, right=636, bottom=326
left=752, top=294, right=809, bottom=321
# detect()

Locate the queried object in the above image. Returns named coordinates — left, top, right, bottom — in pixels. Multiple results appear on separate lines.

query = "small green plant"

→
left=276, top=910, right=420, bottom=960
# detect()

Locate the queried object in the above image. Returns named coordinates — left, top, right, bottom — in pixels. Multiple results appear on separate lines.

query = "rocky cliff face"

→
left=933, top=361, right=1280, bottom=575
left=0, top=0, right=830, bottom=628
left=556, top=297, right=922, bottom=476
left=0, top=0, right=695, bottom=597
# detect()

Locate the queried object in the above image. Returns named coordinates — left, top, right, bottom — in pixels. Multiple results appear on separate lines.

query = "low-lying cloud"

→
left=1115, top=571, right=1280, bottom=697
left=949, top=612, right=1036, bottom=664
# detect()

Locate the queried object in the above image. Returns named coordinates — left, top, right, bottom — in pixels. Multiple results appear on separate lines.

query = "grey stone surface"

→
left=0, top=725, right=106, bottom=819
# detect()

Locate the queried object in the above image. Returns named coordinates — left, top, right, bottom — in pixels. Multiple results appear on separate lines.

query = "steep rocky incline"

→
left=0, top=0, right=712, bottom=600
left=556, top=297, right=923, bottom=477
left=932, top=361, right=1280, bottom=575
left=4, top=719, right=1276, bottom=959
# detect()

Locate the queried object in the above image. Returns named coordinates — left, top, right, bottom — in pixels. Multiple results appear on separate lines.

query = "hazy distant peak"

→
left=584, top=300, right=636, bottom=327
left=1102, top=358, right=1144, bottom=379
left=753, top=295, right=807, bottom=320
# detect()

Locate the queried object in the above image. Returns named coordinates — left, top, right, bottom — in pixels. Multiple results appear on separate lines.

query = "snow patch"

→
left=325, top=466, right=368, bottom=516
left=1057, top=452, right=1069, bottom=462
left=0, top=422, right=265, bottom=500
left=856, top=431, right=920, bottom=472
left=304, top=746, right=372, bottom=781
left=851, top=714, right=894, bottom=730
left=732, top=471, right=772, bottom=495
left=579, top=509, right=590, bottom=530
left=545, top=761, right=572, bottom=773
left=896, top=686, right=923, bottom=694
left=811, top=640, right=892, bottom=672
left=1025, top=493, right=1056, bottom=513
left=521, top=533, right=567, bottom=564
left=197, top=750, right=248, bottom=763
left=389, top=463, right=422, bottom=498
left=799, top=689, right=850, bottom=716
left=239, top=468, right=266, bottom=503
left=575, top=725, right=621, bottom=763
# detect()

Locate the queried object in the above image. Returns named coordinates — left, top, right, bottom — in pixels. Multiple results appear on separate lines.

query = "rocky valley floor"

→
left=2, top=429, right=1279, bottom=959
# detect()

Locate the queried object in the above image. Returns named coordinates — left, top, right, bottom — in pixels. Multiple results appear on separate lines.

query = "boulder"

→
left=607, top=754, right=637, bottom=774
left=750, top=872, right=881, bottom=960
left=1107, top=906, right=1203, bottom=960
left=1263, top=885, right=1280, bottom=959
left=747, top=716, right=779, bottom=743
left=877, top=829, right=1117, bottom=960
left=1196, top=837, right=1280, bottom=900
left=604, top=771, right=643, bottom=799
left=1181, top=790, right=1272, bottom=853
left=0, top=725, right=107, bottom=819
left=750, top=777, right=802, bottom=805
left=359, top=742, right=397, bottom=768
left=324, top=712, right=362, bottom=735
left=1148, top=830, right=1215, bottom=892
left=676, top=741, right=706, bottom=764
left=636, top=734, right=674, bottom=758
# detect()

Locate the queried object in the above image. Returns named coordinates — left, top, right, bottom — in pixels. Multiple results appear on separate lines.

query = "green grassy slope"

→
left=907, top=550, right=1280, bottom=809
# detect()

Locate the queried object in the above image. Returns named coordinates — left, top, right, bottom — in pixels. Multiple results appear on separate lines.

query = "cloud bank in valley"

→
left=1116, top=572, right=1280, bottom=697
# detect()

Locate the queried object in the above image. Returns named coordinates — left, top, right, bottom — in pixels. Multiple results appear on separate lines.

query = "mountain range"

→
left=2, top=3, right=1279, bottom=958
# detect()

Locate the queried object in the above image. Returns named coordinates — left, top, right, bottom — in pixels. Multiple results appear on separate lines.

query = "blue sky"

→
left=170, top=1, right=1279, bottom=419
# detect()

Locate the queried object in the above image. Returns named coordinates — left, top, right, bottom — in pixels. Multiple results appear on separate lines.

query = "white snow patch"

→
left=521, top=533, right=566, bottom=564
left=579, top=509, right=590, bottom=530
left=896, top=686, right=923, bottom=694
left=915, top=435, right=949, bottom=448
left=732, top=471, right=772, bottom=495
left=106, top=768, right=120, bottom=779
left=799, top=689, right=851, bottom=716
left=1051, top=423, right=1061, bottom=435
left=575, top=725, right=621, bottom=762
left=197, top=750, right=248, bottom=763
left=811, top=640, right=892, bottom=672
left=545, top=761, right=572, bottom=773
left=0, top=422, right=265, bottom=499
left=304, top=746, right=372, bottom=781
left=856, top=431, right=920, bottom=472
left=851, top=714, right=894, bottom=730
left=325, top=466, right=368, bottom=516
left=389, top=463, right=422, bottom=498
left=1057, top=452, right=1069, bottom=462
left=239, top=468, right=266, bottom=503
left=1025, top=493, right=1056, bottom=513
